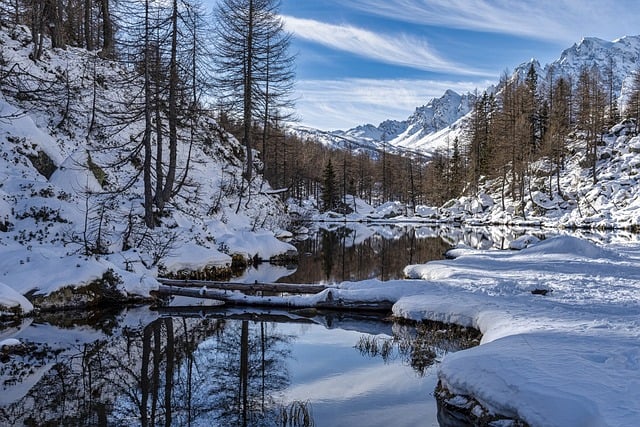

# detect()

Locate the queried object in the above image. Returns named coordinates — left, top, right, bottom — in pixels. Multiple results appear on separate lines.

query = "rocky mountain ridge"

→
left=299, top=34, right=640, bottom=158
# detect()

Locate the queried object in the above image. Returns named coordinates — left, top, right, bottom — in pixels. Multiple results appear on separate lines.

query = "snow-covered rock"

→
left=0, top=282, right=33, bottom=317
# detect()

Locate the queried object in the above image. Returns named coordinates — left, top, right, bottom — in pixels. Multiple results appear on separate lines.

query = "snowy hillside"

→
left=436, top=119, right=640, bottom=230
left=0, top=25, right=294, bottom=312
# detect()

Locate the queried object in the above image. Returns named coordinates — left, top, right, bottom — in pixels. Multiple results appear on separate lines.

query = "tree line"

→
left=244, top=122, right=439, bottom=213
left=438, top=62, right=640, bottom=214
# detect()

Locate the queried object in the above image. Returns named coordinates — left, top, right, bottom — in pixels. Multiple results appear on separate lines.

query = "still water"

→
left=0, top=308, right=479, bottom=426
left=241, top=223, right=538, bottom=285
left=1, top=225, right=499, bottom=426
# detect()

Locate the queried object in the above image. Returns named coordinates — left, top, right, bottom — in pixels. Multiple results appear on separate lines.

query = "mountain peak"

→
left=297, top=33, right=640, bottom=159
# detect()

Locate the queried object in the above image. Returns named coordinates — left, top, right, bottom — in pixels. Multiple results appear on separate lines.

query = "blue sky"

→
left=211, top=1, right=640, bottom=130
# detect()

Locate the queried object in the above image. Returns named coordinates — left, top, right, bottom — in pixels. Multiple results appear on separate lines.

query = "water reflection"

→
left=264, top=223, right=640, bottom=286
left=0, top=308, right=479, bottom=426
left=278, top=226, right=451, bottom=284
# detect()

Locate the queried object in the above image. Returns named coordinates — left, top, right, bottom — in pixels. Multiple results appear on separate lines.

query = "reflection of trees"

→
left=355, top=320, right=481, bottom=376
left=320, top=227, right=353, bottom=281
left=109, top=317, right=295, bottom=426
left=0, top=315, right=298, bottom=426
left=321, top=229, right=337, bottom=280
left=196, top=320, right=293, bottom=426
left=285, top=227, right=450, bottom=284
left=279, top=400, right=314, bottom=427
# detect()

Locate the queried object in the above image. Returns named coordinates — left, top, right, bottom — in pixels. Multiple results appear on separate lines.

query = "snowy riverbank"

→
left=135, top=231, right=640, bottom=426
left=223, top=229, right=639, bottom=426
left=399, top=235, right=640, bottom=426
left=364, top=234, right=638, bottom=426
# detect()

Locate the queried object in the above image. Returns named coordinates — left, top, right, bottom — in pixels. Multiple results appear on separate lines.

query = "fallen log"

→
left=157, top=278, right=329, bottom=294
left=153, top=284, right=393, bottom=313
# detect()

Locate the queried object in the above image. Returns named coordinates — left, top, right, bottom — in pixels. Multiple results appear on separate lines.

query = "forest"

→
left=0, top=0, right=296, bottom=229
left=2, top=1, right=640, bottom=220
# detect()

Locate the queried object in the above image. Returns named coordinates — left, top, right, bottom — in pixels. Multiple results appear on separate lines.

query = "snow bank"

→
left=393, top=235, right=640, bottom=426
left=0, top=245, right=158, bottom=299
left=219, top=230, right=296, bottom=261
left=0, top=282, right=33, bottom=316
left=160, top=243, right=232, bottom=272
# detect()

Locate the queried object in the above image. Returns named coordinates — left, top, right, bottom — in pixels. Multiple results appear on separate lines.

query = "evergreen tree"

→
left=321, top=159, right=338, bottom=212
left=449, top=137, right=464, bottom=198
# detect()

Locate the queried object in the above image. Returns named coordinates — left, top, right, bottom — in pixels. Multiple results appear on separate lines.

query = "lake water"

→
left=5, top=224, right=538, bottom=426
left=0, top=307, right=479, bottom=426
left=239, top=223, right=541, bottom=285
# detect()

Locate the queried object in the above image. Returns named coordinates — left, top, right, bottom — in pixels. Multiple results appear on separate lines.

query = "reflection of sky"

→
left=275, top=322, right=440, bottom=427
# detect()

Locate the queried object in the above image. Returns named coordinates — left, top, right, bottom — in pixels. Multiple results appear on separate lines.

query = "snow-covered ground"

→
left=138, top=231, right=639, bottom=426
left=335, top=235, right=639, bottom=426
left=400, top=235, right=640, bottom=426
left=0, top=24, right=295, bottom=313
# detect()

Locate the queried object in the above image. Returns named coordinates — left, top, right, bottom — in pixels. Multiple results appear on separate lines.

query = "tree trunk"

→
left=100, top=0, right=114, bottom=58
left=84, top=0, right=93, bottom=51
left=162, top=0, right=179, bottom=204
left=143, top=0, right=154, bottom=228
left=243, top=0, right=254, bottom=182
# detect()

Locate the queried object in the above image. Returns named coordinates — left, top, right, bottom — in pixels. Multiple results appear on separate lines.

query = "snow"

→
left=395, top=235, right=640, bottom=426
left=0, top=282, right=33, bottom=315
left=218, top=230, right=297, bottom=261
left=49, top=149, right=102, bottom=194
left=0, top=245, right=159, bottom=298
left=0, top=338, right=21, bottom=347
left=0, top=24, right=295, bottom=304
left=161, top=242, right=231, bottom=272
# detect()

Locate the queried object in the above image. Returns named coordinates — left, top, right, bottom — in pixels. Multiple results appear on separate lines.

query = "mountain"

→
left=298, top=34, right=640, bottom=158
left=291, top=89, right=476, bottom=159
left=513, top=35, right=640, bottom=102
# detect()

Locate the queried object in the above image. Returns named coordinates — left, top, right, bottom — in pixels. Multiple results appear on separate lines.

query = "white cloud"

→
left=340, top=0, right=638, bottom=43
left=284, top=362, right=417, bottom=402
left=295, top=77, right=493, bottom=130
left=283, top=16, right=492, bottom=77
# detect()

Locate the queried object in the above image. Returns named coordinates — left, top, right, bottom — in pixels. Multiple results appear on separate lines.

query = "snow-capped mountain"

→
left=291, top=89, right=475, bottom=159
left=298, top=34, right=640, bottom=159
left=388, top=89, right=475, bottom=152
left=514, top=35, right=640, bottom=103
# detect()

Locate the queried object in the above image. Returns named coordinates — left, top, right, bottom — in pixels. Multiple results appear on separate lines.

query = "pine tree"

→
left=321, top=159, right=338, bottom=212
left=449, top=137, right=464, bottom=198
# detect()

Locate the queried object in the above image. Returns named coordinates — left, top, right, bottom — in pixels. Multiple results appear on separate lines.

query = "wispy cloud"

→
left=283, top=16, right=492, bottom=77
left=340, top=0, right=637, bottom=43
left=295, top=78, right=493, bottom=130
